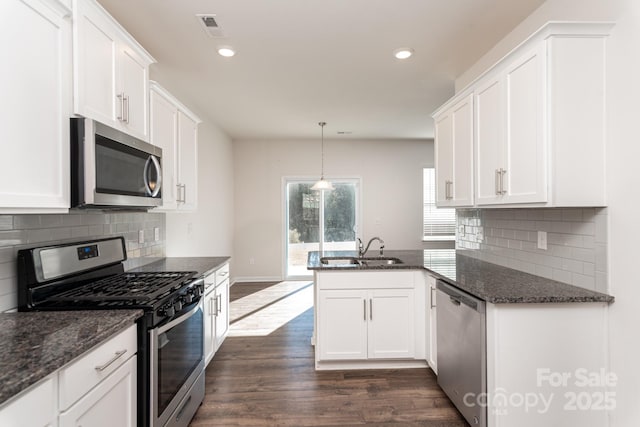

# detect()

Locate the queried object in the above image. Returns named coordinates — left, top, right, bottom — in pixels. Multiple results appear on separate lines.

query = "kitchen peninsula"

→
left=308, top=249, right=613, bottom=427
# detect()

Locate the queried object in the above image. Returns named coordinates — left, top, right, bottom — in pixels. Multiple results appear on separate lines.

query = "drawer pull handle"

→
left=94, top=349, right=127, bottom=372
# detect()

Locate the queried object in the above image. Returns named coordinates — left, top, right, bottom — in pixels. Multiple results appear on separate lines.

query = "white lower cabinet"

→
left=0, top=375, right=57, bottom=427
left=426, top=274, right=437, bottom=374
left=59, top=356, right=136, bottom=427
left=315, top=270, right=425, bottom=369
left=318, top=290, right=369, bottom=360
left=318, top=289, right=416, bottom=360
left=0, top=324, right=137, bottom=427
left=486, top=302, right=609, bottom=427
left=204, top=262, right=231, bottom=366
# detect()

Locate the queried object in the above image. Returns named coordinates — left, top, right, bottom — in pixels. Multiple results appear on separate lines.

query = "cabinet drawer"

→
left=58, top=324, right=137, bottom=410
left=216, top=263, right=230, bottom=286
left=204, top=271, right=215, bottom=291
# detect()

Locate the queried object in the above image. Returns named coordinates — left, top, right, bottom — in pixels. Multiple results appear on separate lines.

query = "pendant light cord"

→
left=319, top=121, right=326, bottom=179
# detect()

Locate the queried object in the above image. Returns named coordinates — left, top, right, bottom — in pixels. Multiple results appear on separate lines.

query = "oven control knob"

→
left=184, top=293, right=194, bottom=303
left=173, top=300, right=183, bottom=312
left=162, top=305, right=175, bottom=317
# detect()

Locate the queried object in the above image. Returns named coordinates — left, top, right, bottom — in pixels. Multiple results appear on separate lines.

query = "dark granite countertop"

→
left=308, top=249, right=614, bottom=304
left=0, top=310, right=142, bottom=406
left=129, top=256, right=230, bottom=278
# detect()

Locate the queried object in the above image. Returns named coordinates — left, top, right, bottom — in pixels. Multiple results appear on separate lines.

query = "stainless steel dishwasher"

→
left=436, top=280, right=486, bottom=427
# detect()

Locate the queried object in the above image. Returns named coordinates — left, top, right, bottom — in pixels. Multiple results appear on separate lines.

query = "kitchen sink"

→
left=320, top=257, right=360, bottom=266
left=357, top=257, right=403, bottom=266
left=320, top=256, right=403, bottom=267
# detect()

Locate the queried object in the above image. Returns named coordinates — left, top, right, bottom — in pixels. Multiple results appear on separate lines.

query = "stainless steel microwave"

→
left=71, top=118, right=162, bottom=209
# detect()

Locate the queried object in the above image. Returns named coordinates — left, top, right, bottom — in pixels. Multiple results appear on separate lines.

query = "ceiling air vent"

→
left=196, top=14, right=225, bottom=38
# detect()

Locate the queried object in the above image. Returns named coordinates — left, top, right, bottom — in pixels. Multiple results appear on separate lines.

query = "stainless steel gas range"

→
left=17, top=237, right=205, bottom=427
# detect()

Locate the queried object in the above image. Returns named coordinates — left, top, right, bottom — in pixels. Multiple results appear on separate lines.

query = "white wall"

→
left=165, top=119, right=234, bottom=258
left=233, top=138, right=434, bottom=280
left=455, top=0, right=638, bottom=425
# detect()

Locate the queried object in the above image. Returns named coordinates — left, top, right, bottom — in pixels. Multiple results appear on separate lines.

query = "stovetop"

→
left=50, top=271, right=196, bottom=303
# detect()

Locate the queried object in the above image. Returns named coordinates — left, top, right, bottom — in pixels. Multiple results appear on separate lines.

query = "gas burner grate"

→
left=50, top=271, right=197, bottom=303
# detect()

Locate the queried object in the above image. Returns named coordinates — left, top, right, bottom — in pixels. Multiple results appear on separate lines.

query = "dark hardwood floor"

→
left=190, top=282, right=467, bottom=427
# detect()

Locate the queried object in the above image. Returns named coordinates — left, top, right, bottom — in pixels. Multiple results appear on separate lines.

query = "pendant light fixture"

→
left=311, top=121, right=334, bottom=191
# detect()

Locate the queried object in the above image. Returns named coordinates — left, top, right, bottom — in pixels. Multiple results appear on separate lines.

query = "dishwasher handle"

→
left=436, top=280, right=485, bottom=313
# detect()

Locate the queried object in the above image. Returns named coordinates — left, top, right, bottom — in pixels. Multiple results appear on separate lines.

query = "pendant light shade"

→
left=312, top=121, right=334, bottom=191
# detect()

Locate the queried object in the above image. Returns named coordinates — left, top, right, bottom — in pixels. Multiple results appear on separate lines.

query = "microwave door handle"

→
left=143, top=155, right=162, bottom=197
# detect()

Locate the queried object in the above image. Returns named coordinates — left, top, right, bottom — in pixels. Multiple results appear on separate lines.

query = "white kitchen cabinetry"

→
left=486, top=302, right=608, bottom=427
left=475, top=45, right=546, bottom=205
left=73, top=0, right=154, bottom=141
left=433, top=93, right=474, bottom=207
left=0, top=375, right=57, bottom=427
left=318, top=289, right=415, bottom=360
left=434, top=22, right=612, bottom=208
left=425, top=274, right=437, bottom=374
left=0, top=0, right=71, bottom=213
left=150, top=82, right=201, bottom=211
left=0, top=324, right=137, bottom=427
left=58, top=357, right=136, bottom=427
left=314, top=270, right=425, bottom=370
left=204, top=262, right=230, bottom=366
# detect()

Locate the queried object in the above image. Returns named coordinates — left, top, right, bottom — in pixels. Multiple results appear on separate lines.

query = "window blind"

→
left=423, top=168, right=456, bottom=239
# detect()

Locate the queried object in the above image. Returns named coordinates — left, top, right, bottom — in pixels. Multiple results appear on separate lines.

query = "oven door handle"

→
left=157, top=299, right=202, bottom=335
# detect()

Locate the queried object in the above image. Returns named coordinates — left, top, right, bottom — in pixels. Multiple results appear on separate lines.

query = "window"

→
left=423, top=168, right=456, bottom=240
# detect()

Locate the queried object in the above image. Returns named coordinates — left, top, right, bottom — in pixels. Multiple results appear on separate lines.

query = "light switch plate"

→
left=154, top=227, right=160, bottom=242
left=138, top=230, right=144, bottom=244
left=537, top=231, right=547, bottom=250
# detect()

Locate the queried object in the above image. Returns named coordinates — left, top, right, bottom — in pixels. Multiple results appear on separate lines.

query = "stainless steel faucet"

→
left=357, top=237, right=385, bottom=257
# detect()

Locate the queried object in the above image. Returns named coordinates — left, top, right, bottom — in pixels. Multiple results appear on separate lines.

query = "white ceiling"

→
left=98, top=0, right=545, bottom=140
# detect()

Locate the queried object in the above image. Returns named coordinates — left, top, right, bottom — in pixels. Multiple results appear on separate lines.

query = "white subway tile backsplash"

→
left=543, top=210, right=563, bottom=221
left=583, top=262, right=595, bottom=276
left=572, top=273, right=595, bottom=290
left=552, top=268, right=573, bottom=283
left=594, top=214, right=608, bottom=244
left=561, top=258, right=584, bottom=274
left=0, top=216, right=12, bottom=230
left=535, top=265, right=554, bottom=279
left=562, top=209, right=583, bottom=222
left=596, top=272, right=608, bottom=293
left=458, top=208, right=607, bottom=292
left=595, top=244, right=608, bottom=272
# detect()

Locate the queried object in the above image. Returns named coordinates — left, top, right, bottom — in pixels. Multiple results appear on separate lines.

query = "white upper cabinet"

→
left=436, top=22, right=613, bottom=208
left=177, top=111, right=199, bottom=211
left=0, top=0, right=72, bottom=213
left=476, top=45, right=546, bottom=205
left=149, top=82, right=201, bottom=212
left=433, top=93, right=474, bottom=207
left=73, top=0, right=154, bottom=141
left=150, top=87, right=178, bottom=209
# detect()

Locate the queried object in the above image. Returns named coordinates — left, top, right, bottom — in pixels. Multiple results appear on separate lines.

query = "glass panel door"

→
left=323, top=182, right=357, bottom=251
left=286, top=182, right=320, bottom=278
left=285, top=179, right=359, bottom=278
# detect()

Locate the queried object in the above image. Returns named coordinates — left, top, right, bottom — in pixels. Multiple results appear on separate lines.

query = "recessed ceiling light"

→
left=393, top=48, right=414, bottom=59
left=218, top=47, right=236, bottom=57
